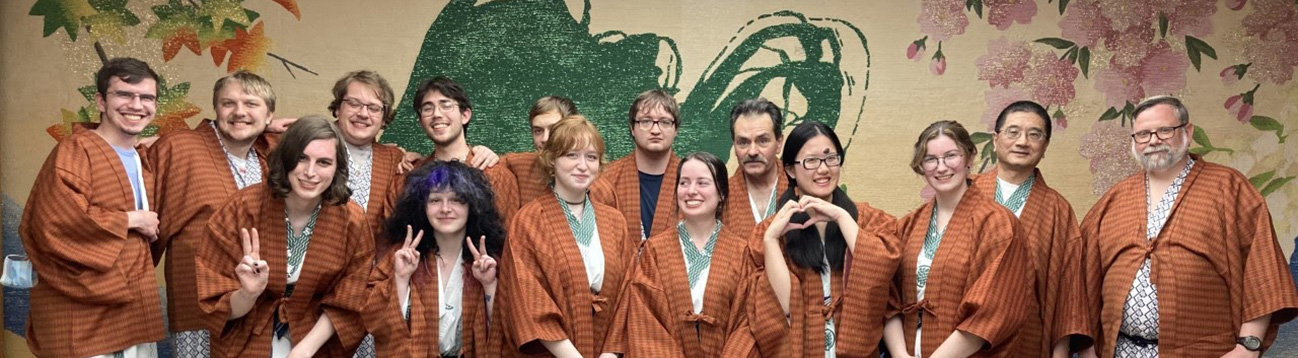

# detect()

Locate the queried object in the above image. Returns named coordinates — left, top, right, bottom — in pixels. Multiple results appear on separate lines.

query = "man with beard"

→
left=720, top=98, right=787, bottom=238
left=1080, top=96, right=1298, bottom=358
left=972, top=101, right=1091, bottom=357
left=21, top=58, right=166, bottom=358
left=150, top=70, right=277, bottom=358
left=596, top=89, right=682, bottom=241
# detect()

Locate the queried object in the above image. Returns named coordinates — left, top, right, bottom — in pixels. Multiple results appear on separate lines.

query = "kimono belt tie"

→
left=683, top=311, right=718, bottom=326
left=822, top=296, right=844, bottom=319
left=902, top=299, right=936, bottom=317
left=591, top=295, right=610, bottom=313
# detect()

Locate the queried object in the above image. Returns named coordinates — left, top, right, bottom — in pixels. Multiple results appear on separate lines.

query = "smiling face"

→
left=214, top=81, right=272, bottom=144
left=1130, top=104, right=1191, bottom=172
left=554, top=142, right=601, bottom=194
left=335, top=81, right=385, bottom=146
left=921, top=135, right=969, bottom=196
left=95, top=76, right=158, bottom=138
left=631, top=105, right=678, bottom=154
left=425, top=189, right=469, bottom=238
left=732, top=113, right=782, bottom=180
left=418, top=90, right=471, bottom=146
left=785, top=135, right=840, bottom=200
left=288, top=138, right=339, bottom=202
left=993, top=111, right=1048, bottom=171
left=677, top=159, right=722, bottom=220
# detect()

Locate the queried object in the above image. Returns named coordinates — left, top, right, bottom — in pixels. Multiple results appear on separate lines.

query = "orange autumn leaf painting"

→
left=209, top=22, right=271, bottom=72
left=272, top=0, right=301, bottom=20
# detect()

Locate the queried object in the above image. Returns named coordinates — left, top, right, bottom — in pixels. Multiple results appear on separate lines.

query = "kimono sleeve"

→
left=195, top=195, right=254, bottom=337
left=613, top=243, right=684, bottom=357
left=362, top=246, right=413, bottom=355
left=320, top=207, right=375, bottom=351
left=501, top=213, right=570, bottom=354
left=953, top=212, right=1031, bottom=349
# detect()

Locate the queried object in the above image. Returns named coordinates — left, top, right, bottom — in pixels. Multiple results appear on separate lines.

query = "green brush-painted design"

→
left=384, top=0, right=870, bottom=162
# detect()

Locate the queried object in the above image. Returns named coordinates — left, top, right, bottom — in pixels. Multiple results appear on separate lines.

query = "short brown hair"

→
left=328, top=70, right=395, bottom=126
left=267, top=115, right=351, bottom=205
left=213, top=70, right=276, bottom=112
left=529, top=96, right=578, bottom=123
left=627, top=89, right=680, bottom=135
left=1132, top=95, right=1189, bottom=125
left=540, top=115, right=607, bottom=178
left=96, top=57, right=159, bottom=96
left=909, top=120, right=977, bottom=175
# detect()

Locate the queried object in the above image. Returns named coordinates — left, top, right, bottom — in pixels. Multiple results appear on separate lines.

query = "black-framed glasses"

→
left=921, top=152, right=964, bottom=171
left=419, top=100, right=458, bottom=117
left=110, top=90, right=158, bottom=104
left=343, top=98, right=384, bottom=115
left=1130, top=123, right=1187, bottom=144
left=999, top=127, right=1046, bottom=142
left=792, top=154, right=843, bottom=170
left=634, top=118, right=677, bottom=131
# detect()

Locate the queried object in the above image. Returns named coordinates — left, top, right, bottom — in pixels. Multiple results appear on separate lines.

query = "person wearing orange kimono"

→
left=151, top=70, right=276, bottom=358
left=499, top=116, right=637, bottom=358
left=409, top=76, right=518, bottom=221
left=499, top=96, right=580, bottom=208
left=21, top=58, right=166, bottom=358
left=195, top=116, right=373, bottom=358
left=595, top=89, right=682, bottom=241
left=1079, top=96, right=1298, bottom=358
left=363, top=160, right=508, bottom=357
left=608, top=152, right=754, bottom=357
left=884, top=120, right=1031, bottom=358
left=722, top=98, right=788, bottom=239
left=325, top=71, right=410, bottom=250
left=744, top=120, right=903, bottom=357
left=973, top=101, right=1091, bottom=358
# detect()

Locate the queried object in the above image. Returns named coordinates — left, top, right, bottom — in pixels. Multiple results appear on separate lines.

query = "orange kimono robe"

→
left=971, top=168, right=1091, bottom=357
left=595, top=153, right=681, bottom=240
left=607, top=228, right=755, bottom=358
left=500, top=197, right=637, bottom=357
left=356, top=142, right=405, bottom=251
left=195, top=184, right=373, bottom=358
left=1081, top=156, right=1298, bottom=357
left=742, top=202, right=902, bottom=358
left=363, top=246, right=508, bottom=357
left=500, top=152, right=550, bottom=207
left=150, top=119, right=272, bottom=333
left=892, top=184, right=1031, bottom=358
left=721, top=172, right=788, bottom=239
left=19, top=127, right=165, bottom=358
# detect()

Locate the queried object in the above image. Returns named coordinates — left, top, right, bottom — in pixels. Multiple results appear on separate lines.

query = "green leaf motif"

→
left=1035, top=37, right=1075, bottom=50
left=1250, top=115, right=1287, bottom=143
left=1059, top=0, right=1070, bottom=15
left=1185, top=36, right=1218, bottom=72
left=1250, top=170, right=1277, bottom=189
left=1192, top=126, right=1213, bottom=148
left=1078, top=46, right=1091, bottom=78
left=1261, top=176, right=1295, bottom=197
left=971, top=131, right=994, bottom=144
left=1158, top=13, right=1168, bottom=38
left=29, top=0, right=97, bottom=41
left=1098, top=106, right=1119, bottom=121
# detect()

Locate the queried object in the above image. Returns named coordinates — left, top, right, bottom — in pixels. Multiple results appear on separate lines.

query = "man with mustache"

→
left=972, top=100, right=1091, bottom=358
left=1080, top=96, right=1298, bottom=358
left=596, top=89, right=682, bottom=241
left=150, top=70, right=277, bottom=358
left=721, top=98, right=787, bottom=238
left=21, top=58, right=167, bottom=358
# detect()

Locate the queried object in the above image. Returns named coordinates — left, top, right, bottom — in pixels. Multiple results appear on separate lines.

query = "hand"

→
left=402, top=150, right=425, bottom=170
left=466, top=235, right=498, bottom=286
left=266, top=117, right=296, bottom=133
left=1220, top=345, right=1260, bottom=358
left=1077, top=345, right=1098, bottom=358
left=469, top=145, right=499, bottom=169
left=234, top=228, right=269, bottom=296
left=764, top=201, right=807, bottom=243
left=393, top=225, right=424, bottom=281
left=127, top=210, right=159, bottom=242
left=795, top=196, right=847, bottom=226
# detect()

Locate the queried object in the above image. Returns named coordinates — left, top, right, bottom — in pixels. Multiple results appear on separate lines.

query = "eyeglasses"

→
left=999, top=127, right=1045, bottom=142
left=734, top=136, right=775, bottom=150
left=634, top=118, right=677, bottom=131
left=792, top=154, right=843, bottom=170
left=921, top=152, right=964, bottom=171
left=343, top=98, right=384, bottom=115
left=109, top=90, right=158, bottom=104
left=1130, top=123, right=1187, bottom=144
left=419, top=100, right=459, bottom=117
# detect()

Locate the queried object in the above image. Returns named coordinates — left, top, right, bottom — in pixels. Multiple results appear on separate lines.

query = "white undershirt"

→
left=995, top=177, right=1026, bottom=217
left=578, top=222, right=605, bottom=293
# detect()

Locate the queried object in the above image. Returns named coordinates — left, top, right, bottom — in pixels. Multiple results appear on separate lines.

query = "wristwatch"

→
left=1237, top=335, right=1262, bottom=351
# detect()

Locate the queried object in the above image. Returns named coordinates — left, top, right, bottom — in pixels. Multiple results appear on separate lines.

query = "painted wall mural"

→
left=2, top=0, right=1297, bottom=357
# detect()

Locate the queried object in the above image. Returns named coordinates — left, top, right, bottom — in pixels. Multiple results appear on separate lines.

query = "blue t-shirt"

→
left=112, top=146, right=144, bottom=210
left=638, top=171, right=664, bottom=238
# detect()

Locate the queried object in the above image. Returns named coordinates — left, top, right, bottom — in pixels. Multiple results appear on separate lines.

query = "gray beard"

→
left=1131, top=140, right=1188, bottom=172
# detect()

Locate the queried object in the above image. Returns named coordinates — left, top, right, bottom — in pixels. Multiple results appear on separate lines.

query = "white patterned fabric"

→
left=170, top=330, right=209, bottom=358
left=211, top=121, right=262, bottom=190
left=438, top=254, right=466, bottom=356
left=1115, top=158, right=1196, bottom=358
left=352, top=335, right=375, bottom=358
left=96, top=342, right=157, bottom=358
left=821, top=256, right=836, bottom=358
left=344, top=142, right=374, bottom=211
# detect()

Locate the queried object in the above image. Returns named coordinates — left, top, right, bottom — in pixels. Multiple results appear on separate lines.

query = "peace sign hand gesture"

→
left=466, top=235, right=497, bottom=286
left=393, top=225, right=424, bottom=281
left=234, top=228, right=269, bottom=296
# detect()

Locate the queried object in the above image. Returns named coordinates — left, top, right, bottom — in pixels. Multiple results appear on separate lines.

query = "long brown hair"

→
left=267, top=115, right=351, bottom=205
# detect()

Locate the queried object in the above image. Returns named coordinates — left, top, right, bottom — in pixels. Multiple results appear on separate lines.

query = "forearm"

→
left=883, top=315, right=911, bottom=357
left=1051, top=338, right=1069, bottom=358
left=929, top=330, right=986, bottom=358
left=838, top=217, right=859, bottom=254
left=541, top=339, right=583, bottom=358
left=762, top=238, right=792, bottom=315
left=228, top=288, right=259, bottom=319
left=1240, top=314, right=1270, bottom=337
left=484, top=282, right=497, bottom=318
left=396, top=277, right=411, bottom=314
left=291, top=313, right=337, bottom=357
